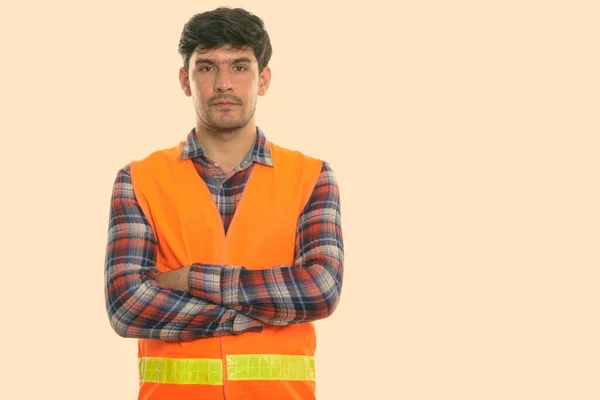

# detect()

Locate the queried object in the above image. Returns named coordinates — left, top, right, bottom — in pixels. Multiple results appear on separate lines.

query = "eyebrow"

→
left=194, top=57, right=253, bottom=66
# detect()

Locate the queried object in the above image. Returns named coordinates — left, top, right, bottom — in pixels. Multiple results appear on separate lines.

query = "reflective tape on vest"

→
left=139, top=355, right=316, bottom=385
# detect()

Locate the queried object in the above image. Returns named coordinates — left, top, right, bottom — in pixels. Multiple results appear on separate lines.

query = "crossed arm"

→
left=104, top=162, right=344, bottom=341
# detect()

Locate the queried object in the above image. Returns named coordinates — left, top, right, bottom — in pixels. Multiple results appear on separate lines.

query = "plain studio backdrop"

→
left=0, top=1, right=598, bottom=399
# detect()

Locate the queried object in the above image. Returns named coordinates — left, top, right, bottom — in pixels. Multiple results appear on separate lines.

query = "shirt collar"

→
left=180, top=126, right=274, bottom=167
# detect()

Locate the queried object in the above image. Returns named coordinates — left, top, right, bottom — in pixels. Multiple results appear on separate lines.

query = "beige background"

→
left=1, top=0, right=599, bottom=399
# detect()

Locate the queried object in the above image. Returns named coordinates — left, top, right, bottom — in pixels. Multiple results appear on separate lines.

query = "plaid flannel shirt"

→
left=104, top=127, right=344, bottom=342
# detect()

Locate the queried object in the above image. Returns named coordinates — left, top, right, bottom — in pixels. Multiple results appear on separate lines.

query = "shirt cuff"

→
left=189, top=263, right=243, bottom=307
left=220, top=265, right=243, bottom=307
left=232, top=312, right=264, bottom=334
left=189, top=264, right=223, bottom=304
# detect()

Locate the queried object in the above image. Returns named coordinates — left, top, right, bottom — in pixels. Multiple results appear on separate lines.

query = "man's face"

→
left=179, top=45, right=271, bottom=133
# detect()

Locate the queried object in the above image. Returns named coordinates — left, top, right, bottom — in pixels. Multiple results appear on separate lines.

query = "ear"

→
left=179, top=67, right=192, bottom=97
left=258, top=66, right=271, bottom=96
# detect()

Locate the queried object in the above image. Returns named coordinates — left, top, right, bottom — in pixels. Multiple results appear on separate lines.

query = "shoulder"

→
left=316, top=160, right=337, bottom=185
left=114, top=143, right=182, bottom=174
left=269, top=142, right=339, bottom=184
left=111, top=163, right=132, bottom=185
left=121, top=143, right=184, bottom=185
left=131, top=143, right=182, bottom=167
left=269, top=142, right=324, bottom=169
left=110, top=143, right=182, bottom=194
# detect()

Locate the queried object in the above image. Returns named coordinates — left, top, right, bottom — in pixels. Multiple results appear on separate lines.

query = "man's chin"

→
left=198, top=109, right=255, bottom=134
left=206, top=120, right=248, bottom=134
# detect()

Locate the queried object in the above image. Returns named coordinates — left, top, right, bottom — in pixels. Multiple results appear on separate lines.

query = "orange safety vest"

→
left=129, top=139, right=324, bottom=400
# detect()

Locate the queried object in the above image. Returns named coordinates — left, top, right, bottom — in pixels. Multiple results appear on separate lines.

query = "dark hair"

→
left=178, top=7, right=272, bottom=72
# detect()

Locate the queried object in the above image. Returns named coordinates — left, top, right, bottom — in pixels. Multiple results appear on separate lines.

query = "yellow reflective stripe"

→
left=226, top=355, right=315, bottom=381
left=138, top=355, right=315, bottom=384
left=138, top=357, right=223, bottom=385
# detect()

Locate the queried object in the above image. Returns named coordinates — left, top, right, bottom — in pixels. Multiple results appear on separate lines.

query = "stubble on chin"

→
left=197, top=105, right=256, bottom=135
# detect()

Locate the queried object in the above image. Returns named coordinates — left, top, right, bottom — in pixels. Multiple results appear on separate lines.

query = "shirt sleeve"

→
left=104, top=165, right=264, bottom=341
left=189, top=161, right=344, bottom=326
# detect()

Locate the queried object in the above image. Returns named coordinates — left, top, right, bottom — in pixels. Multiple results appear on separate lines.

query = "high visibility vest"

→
left=129, top=139, right=324, bottom=400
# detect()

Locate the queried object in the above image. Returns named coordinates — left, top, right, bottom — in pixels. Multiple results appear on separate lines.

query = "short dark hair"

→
left=178, top=7, right=272, bottom=72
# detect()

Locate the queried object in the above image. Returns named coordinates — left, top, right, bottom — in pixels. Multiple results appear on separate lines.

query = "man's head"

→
left=178, top=7, right=272, bottom=134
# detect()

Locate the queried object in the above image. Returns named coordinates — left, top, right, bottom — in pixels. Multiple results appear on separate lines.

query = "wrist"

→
left=155, top=267, right=192, bottom=293
left=181, top=266, right=191, bottom=293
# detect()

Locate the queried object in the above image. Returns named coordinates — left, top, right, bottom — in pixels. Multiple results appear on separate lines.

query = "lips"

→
left=210, top=95, right=241, bottom=106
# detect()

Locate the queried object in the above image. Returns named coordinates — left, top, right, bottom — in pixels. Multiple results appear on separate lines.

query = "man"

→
left=104, top=7, right=344, bottom=400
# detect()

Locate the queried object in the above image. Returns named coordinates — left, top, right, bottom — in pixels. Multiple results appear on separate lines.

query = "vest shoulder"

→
left=270, top=143, right=323, bottom=165
left=130, top=143, right=183, bottom=168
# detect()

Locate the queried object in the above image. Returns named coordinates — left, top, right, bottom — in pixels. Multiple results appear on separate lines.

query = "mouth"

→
left=212, top=102, right=239, bottom=106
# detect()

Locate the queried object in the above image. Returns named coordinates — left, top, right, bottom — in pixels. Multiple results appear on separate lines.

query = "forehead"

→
left=191, top=45, right=257, bottom=63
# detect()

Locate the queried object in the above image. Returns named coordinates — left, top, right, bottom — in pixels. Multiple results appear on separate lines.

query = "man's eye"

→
left=199, top=66, right=213, bottom=72
left=233, top=65, right=247, bottom=72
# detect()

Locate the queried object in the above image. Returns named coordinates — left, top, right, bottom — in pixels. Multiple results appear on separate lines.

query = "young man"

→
left=103, top=7, right=344, bottom=400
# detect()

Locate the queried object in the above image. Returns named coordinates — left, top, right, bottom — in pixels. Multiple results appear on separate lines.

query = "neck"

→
left=194, top=120, right=257, bottom=171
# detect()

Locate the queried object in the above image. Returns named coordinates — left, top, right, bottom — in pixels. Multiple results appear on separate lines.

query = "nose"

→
left=214, top=68, right=233, bottom=92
